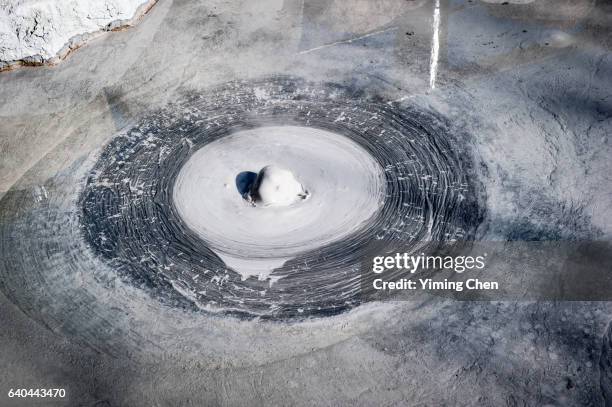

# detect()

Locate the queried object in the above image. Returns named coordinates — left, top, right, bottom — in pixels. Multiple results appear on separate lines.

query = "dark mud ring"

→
left=79, top=76, right=484, bottom=320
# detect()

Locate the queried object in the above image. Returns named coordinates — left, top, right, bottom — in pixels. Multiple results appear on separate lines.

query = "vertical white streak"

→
left=429, top=0, right=441, bottom=90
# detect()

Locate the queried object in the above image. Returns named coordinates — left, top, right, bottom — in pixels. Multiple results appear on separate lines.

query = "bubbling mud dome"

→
left=248, top=165, right=307, bottom=207
left=76, top=77, right=483, bottom=319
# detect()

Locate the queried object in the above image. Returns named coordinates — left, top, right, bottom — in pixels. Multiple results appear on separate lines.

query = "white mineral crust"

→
left=0, top=0, right=155, bottom=67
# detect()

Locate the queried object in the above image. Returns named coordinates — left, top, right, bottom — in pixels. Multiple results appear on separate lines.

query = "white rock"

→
left=0, top=0, right=155, bottom=68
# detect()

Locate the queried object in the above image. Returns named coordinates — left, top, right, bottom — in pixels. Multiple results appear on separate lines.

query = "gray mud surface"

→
left=1, top=0, right=611, bottom=406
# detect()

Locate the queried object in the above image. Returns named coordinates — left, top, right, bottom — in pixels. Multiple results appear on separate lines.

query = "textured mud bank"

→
left=0, top=0, right=157, bottom=71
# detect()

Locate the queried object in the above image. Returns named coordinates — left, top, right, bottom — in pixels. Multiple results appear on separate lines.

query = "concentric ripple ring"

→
left=78, top=77, right=483, bottom=319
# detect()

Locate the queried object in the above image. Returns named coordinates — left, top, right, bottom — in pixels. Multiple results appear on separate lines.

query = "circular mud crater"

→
left=79, top=77, right=483, bottom=319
